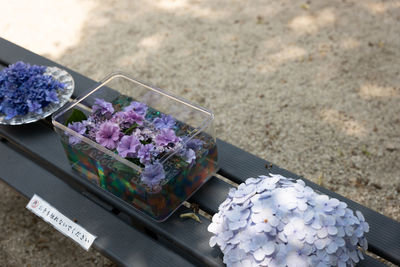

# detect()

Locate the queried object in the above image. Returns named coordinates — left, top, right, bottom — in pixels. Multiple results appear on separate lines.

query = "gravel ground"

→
left=1, top=0, right=399, bottom=266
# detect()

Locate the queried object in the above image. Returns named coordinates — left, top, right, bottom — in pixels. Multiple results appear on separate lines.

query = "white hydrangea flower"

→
left=208, top=174, right=369, bottom=267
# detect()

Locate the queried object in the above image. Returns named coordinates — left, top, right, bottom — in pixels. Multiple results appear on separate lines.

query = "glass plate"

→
left=0, top=66, right=74, bottom=125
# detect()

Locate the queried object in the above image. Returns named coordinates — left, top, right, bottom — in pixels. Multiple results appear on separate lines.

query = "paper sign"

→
left=26, top=194, right=96, bottom=251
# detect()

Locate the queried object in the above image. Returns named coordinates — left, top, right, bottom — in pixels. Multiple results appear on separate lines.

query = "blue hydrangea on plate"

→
left=0, top=61, right=74, bottom=125
left=208, top=174, right=369, bottom=267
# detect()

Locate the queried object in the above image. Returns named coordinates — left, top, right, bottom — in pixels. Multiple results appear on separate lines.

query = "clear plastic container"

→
left=52, top=73, right=218, bottom=221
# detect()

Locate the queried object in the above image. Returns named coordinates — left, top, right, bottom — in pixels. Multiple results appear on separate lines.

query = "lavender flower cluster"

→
left=0, top=61, right=65, bottom=119
left=208, top=174, right=369, bottom=267
left=67, top=98, right=203, bottom=188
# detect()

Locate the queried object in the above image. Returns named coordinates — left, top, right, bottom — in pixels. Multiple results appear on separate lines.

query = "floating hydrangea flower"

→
left=123, top=101, right=148, bottom=116
left=123, top=109, right=144, bottom=126
left=111, top=110, right=144, bottom=128
left=180, top=148, right=196, bottom=164
left=153, top=114, right=175, bottom=129
left=110, top=111, right=127, bottom=126
left=81, top=117, right=97, bottom=139
left=178, top=137, right=204, bottom=164
left=95, top=121, right=120, bottom=149
left=67, top=122, right=86, bottom=145
left=186, top=138, right=204, bottom=151
left=141, top=161, right=165, bottom=188
left=138, top=143, right=156, bottom=164
left=92, top=98, right=114, bottom=117
left=117, top=135, right=141, bottom=158
left=208, top=174, right=369, bottom=267
left=155, top=128, right=180, bottom=147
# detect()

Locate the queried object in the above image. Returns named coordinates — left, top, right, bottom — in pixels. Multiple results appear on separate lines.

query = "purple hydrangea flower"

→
left=110, top=110, right=143, bottom=128
left=95, top=121, right=120, bottom=149
left=155, top=128, right=180, bottom=147
left=179, top=137, right=204, bottom=164
left=153, top=114, right=175, bottom=129
left=186, top=138, right=204, bottom=151
left=123, top=101, right=148, bottom=116
left=67, top=121, right=86, bottom=145
left=208, top=174, right=369, bottom=267
left=124, top=110, right=144, bottom=126
left=141, top=162, right=165, bottom=188
left=117, top=135, right=141, bottom=158
left=110, top=111, right=126, bottom=125
left=92, top=98, right=114, bottom=116
left=138, top=143, right=155, bottom=164
left=81, top=118, right=98, bottom=139
left=181, top=148, right=196, bottom=164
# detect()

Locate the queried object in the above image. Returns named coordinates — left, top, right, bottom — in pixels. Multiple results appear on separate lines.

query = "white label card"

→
left=26, top=194, right=97, bottom=251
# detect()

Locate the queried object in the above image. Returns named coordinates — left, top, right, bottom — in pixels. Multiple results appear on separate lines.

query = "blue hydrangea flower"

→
left=153, top=114, right=176, bottom=129
left=0, top=61, right=65, bottom=119
left=123, top=101, right=148, bottom=116
left=141, top=162, right=165, bottom=188
left=45, top=90, right=59, bottom=103
left=27, top=100, right=43, bottom=114
left=208, top=174, right=369, bottom=267
left=67, top=122, right=86, bottom=145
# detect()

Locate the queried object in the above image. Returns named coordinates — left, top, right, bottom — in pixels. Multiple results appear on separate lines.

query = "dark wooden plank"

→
left=354, top=257, right=388, bottom=267
left=189, top=176, right=231, bottom=215
left=216, top=139, right=400, bottom=266
left=0, top=142, right=192, bottom=267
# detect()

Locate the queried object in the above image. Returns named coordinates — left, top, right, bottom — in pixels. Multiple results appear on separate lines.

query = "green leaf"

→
left=123, top=123, right=138, bottom=135
left=65, top=109, right=87, bottom=126
left=140, top=138, right=152, bottom=145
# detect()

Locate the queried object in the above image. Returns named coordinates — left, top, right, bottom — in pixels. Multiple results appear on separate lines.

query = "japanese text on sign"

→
left=26, top=194, right=96, bottom=251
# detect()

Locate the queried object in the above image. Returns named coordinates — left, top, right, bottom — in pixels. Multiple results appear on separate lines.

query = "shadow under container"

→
left=52, top=73, right=218, bottom=222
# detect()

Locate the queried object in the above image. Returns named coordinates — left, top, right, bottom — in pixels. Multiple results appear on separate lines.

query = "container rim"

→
left=52, top=72, right=215, bottom=173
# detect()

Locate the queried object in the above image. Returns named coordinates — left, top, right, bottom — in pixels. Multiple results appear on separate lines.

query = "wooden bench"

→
left=0, top=38, right=399, bottom=266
